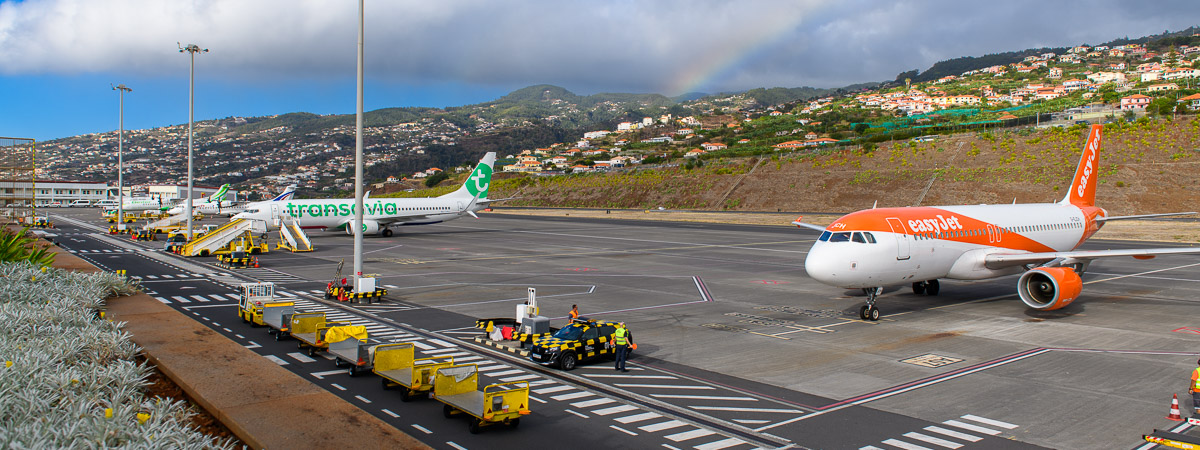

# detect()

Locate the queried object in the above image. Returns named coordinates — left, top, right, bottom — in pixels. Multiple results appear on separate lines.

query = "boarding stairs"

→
left=277, top=216, right=314, bottom=252
left=143, top=212, right=189, bottom=233
left=179, top=218, right=254, bottom=257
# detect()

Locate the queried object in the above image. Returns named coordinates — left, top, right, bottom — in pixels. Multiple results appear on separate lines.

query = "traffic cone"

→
left=1167, top=394, right=1183, bottom=421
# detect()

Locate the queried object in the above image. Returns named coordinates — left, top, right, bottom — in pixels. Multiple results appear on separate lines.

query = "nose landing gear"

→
left=859, top=287, right=883, bottom=321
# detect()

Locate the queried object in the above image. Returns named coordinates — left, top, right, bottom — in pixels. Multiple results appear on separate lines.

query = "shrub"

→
left=0, top=227, right=55, bottom=267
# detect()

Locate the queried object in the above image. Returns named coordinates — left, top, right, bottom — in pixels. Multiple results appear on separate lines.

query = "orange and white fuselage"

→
left=801, top=124, right=1199, bottom=315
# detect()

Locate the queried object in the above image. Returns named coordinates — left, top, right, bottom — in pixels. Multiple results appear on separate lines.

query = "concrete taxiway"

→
left=47, top=209, right=1200, bottom=449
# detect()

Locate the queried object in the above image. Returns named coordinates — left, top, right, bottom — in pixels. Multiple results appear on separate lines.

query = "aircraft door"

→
left=885, top=217, right=911, bottom=260
left=457, top=201, right=464, bottom=211
left=270, top=204, right=281, bottom=228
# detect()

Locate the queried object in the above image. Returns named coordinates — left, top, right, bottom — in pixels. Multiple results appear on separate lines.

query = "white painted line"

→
left=638, top=420, right=687, bottom=432
left=651, top=394, right=756, bottom=401
left=422, top=347, right=461, bottom=354
left=355, top=395, right=372, bottom=403
left=564, top=409, right=589, bottom=419
left=451, top=356, right=485, bottom=363
left=436, top=352, right=472, bottom=358
left=694, top=438, right=747, bottom=450
left=732, top=419, right=769, bottom=425
left=903, top=432, right=962, bottom=449
left=690, top=406, right=803, bottom=413
left=551, top=391, right=594, bottom=401
left=882, top=438, right=932, bottom=450
left=153, top=296, right=170, bottom=304
left=943, top=420, right=1000, bottom=436
left=860, top=446, right=886, bottom=450
left=170, top=296, right=191, bottom=303
left=190, top=295, right=210, bottom=302
left=582, top=374, right=677, bottom=379
left=310, top=370, right=345, bottom=380
left=529, top=396, right=546, bottom=404
left=225, top=293, right=241, bottom=300
left=384, top=284, right=398, bottom=288
left=500, top=374, right=541, bottom=382
left=235, top=334, right=244, bottom=339
left=923, top=426, right=981, bottom=442
left=446, top=442, right=467, bottom=450
left=487, top=369, right=525, bottom=377
left=264, top=355, right=288, bottom=365
left=593, top=405, right=638, bottom=416
left=412, top=341, right=435, bottom=350
left=287, top=352, right=316, bottom=363
left=208, top=295, right=228, bottom=302
left=382, top=409, right=399, bottom=418
left=222, top=328, right=231, bottom=332
left=615, top=412, right=662, bottom=424
left=428, top=339, right=456, bottom=347
left=960, top=415, right=1018, bottom=429
left=475, top=364, right=510, bottom=372
left=662, top=445, right=682, bottom=450
left=528, top=380, right=555, bottom=387
left=610, top=425, right=638, bottom=436
left=330, top=383, right=347, bottom=391
left=243, top=341, right=261, bottom=349
left=161, top=274, right=173, bottom=278
left=570, top=398, right=616, bottom=408
left=665, top=428, right=716, bottom=442
left=614, top=384, right=715, bottom=390
left=411, top=424, right=432, bottom=434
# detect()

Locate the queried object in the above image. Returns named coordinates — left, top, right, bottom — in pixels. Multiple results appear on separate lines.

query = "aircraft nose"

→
left=804, top=244, right=840, bottom=285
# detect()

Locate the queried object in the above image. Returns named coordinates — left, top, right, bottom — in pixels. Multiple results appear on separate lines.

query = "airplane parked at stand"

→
left=797, top=124, right=1200, bottom=321
left=166, top=184, right=234, bottom=216
left=232, top=152, right=498, bottom=237
left=102, top=195, right=172, bottom=214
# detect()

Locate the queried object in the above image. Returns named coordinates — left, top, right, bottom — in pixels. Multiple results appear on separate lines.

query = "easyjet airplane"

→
left=797, top=124, right=1198, bottom=321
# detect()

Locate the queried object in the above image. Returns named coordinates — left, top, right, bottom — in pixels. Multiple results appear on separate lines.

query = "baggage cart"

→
left=433, top=364, right=531, bottom=434
left=237, top=282, right=276, bottom=326
left=262, top=302, right=297, bottom=340
left=374, top=343, right=456, bottom=401
left=326, top=326, right=376, bottom=376
left=290, top=312, right=351, bottom=356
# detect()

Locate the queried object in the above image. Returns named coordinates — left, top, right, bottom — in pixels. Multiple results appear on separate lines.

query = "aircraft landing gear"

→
left=381, top=229, right=393, bottom=237
left=859, top=287, right=882, bottom=321
left=912, top=280, right=940, bottom=296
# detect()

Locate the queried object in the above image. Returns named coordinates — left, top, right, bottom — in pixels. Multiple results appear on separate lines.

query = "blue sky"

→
left=1, top=0, right=1198, bottom=141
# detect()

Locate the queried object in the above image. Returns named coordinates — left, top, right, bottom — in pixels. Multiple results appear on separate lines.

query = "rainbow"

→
left=665, top=12, right=808, bottom=96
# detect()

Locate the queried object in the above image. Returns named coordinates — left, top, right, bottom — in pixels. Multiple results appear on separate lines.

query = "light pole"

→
left=179, top=43, right=207, bottom=239
left=112, top=84, right=131, bottom=230
left=353, top=0, right=366, bottom=291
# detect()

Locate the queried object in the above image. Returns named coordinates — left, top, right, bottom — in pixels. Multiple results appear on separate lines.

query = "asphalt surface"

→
left=45, top=208, right=1200, bottom=450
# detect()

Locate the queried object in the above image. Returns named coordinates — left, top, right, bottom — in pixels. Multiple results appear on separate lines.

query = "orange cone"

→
left=1167, top=393, right=1184, bottom=421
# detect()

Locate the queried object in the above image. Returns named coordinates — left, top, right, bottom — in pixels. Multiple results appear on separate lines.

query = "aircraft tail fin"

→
left=441, top=152, right=497, bottom=199
left=213, top=184, right=230, bottom=202
left=271, top=185, right=297, bottom=202
left=1061, top=124, right=1102, bottom=207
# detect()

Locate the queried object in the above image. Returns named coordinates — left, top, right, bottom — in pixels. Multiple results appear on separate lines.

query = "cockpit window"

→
left=828, top=232, right=851, bottom=242
left=818, top=231, right=831, bottom=241
left=863, top=232, right=876, bottom=243
left=851, top=232, right=866, bottom=243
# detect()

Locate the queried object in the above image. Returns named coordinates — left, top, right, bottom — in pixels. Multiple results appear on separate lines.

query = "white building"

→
left=0, top=180, right=110, bottom=207
left=147, top=184, right=238, bottom=202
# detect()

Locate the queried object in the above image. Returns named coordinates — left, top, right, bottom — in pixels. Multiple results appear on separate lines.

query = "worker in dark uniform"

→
left=1191, top=358, right=1200, bottom=416
left=613, top=322, right=631, bottom=372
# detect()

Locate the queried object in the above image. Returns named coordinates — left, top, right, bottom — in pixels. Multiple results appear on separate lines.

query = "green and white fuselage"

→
left=232, top=152, right=496, bottom=237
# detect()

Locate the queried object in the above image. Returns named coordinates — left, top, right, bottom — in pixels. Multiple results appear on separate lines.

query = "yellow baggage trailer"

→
left=290, top=312, right=351, bottom=357
left=432, top=364, right=531, bottom=434
left=374, top=343, right=456, bottom=401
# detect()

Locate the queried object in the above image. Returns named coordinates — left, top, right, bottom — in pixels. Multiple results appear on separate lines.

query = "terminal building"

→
left=0, top=180, right=235, bottom=207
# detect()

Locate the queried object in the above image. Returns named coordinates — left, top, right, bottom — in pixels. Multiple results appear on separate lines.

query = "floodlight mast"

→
left=353, top=0, right=365, bottom=287
left=179, top=43, right=208, bottom=239
left=112, top=84, right=132, bottom=230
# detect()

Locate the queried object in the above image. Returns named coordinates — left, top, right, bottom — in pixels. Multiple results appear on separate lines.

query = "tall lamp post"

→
left=180, top=43, right=207, bottom=239
left=353, top=0, right=366, bottom=291
left=112, top=84, right=131, bottom=230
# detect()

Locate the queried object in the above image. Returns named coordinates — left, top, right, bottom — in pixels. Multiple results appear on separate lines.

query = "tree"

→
left=1147, top=97, right=1176, bottom=116
left=424, top=171, right=449, bottom=188
left=853, top=123, right=869, bottom=135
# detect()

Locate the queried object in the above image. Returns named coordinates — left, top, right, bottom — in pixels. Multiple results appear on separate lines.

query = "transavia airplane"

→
left=104, top=196, right=170, bottom=213
left=166, top=184, right=235, bottom=216
left=797, top=124, right=1199, bottom=321
left=233, top=152, right=498, bottom=237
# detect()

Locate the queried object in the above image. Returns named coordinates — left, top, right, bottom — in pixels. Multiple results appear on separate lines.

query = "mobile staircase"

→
left=143, top=212, right=195, bottom=234
left=277, top=216, right=314, bottom=252
left=178, top=218, right=254, bottom=257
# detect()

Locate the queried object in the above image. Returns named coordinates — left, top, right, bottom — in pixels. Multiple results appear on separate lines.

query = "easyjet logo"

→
left=1076, top=131, right=1099, bottom=198
left=908, top=215, right=963, bottom=233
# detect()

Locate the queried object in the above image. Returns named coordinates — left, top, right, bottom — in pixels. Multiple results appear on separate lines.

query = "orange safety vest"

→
left=1193, top=367, right=1200, bottom=392
left=569, top=310, right=579, bottom=320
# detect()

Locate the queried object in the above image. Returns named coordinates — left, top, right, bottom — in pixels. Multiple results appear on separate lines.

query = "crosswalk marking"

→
left=423, top=348, right=460, bottom=354
left=881, top=439, right=932, bottom=450
left=153, top=296, right=169, bottom=304
left=551, top=391, right=593, bottom=402
left=664, top=428, right=715, bottom=442
left=534, top=385, right=573, bottom=394
left=499, top=374, right=540, bottom=382
left=593, top=405, right=638, bottom=416
left=689, top=406, right=803, bottom=413
left=189, top=295, right=210, bottom=302
left=428, top=339, right=456, bottom=348
left=942, top=420, right=1000, bottom=436
left=614, top=384, right=714, bottom=390
left=264, top=355, right=288, bottom=365
left=614, top=412, right=661, bottom=424
left=903, top=432, right=962, bottom=449
left=923, top=426, right=982, bottom=443
left=651, top=394, right=756, bottom=401
left=287, top=352, right=316, bottom=363
left=208, top=295, right=229, bottom=302
left=960, top=415, right=1017, bottom=430
left=638, top=420, right=687, bottom=432
left=694, top=438, right=748, bottom=450
left=170, top=296, right=191, bottom=303
left=487, top=369, right=524, bottom=377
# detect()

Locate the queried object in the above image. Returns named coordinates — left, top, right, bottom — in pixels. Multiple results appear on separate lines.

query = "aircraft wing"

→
left=984, top=247, right=1200, bottom=269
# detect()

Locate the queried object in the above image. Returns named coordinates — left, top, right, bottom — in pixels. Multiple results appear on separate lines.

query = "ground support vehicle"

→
left=327, top=327, right=376, bottom=376
left=261, top=302, right=298, bottom=340
left=432, top=364, right=530, bottom=433
left=1144, top=428, right=1200, bottom=449
left=474, top=318, right=558, bottom=347
left=290, top=312, right=352, bottom=357
left=131, top=229, right=156, bottom=241
left=217, top=251, right=258, bottom=269
left=527, top=318, right=629, bottom=370
left=27, top=216, right=53, bottom=229
left=237, top=283, right=280, bottom=325
left=327, top=284, right=388, bottom=304
left=374, top=343, right=456, bottom=401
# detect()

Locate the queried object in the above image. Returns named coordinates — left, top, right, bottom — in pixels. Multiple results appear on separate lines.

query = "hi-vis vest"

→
left=614, top=328, right=628, bottom=346
left=1193, top=368, right=1200, bottom=391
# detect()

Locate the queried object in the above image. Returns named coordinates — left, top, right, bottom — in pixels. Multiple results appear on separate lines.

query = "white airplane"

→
left=166, top=184, right=235, bottom=216
left=233, top=152, right=497, bottom=237
left=798, top=124, right=1199, bottom=321
left=104, top=196, right=171, bottom=214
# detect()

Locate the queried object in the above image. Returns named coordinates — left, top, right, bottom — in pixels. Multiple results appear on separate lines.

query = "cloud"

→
left=0, top=0, right=1197, bottom=95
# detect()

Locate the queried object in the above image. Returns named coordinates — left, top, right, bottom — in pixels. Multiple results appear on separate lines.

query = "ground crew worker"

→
left=569, top=304, right=579, bottom=324
left=1191, top=359, right=1200, bottom=416
left=613, top=322, right=631, bottom=372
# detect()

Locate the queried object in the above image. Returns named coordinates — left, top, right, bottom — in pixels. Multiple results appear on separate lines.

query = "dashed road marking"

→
left=610, top=425, right=638, bottom=436
left=264, top=355, right=287, bottom=365
left=411, top=424, right=432, bottom=434
left=615, top=412, right=662, bottom=424
left=382, top=409, right=399, bottom=418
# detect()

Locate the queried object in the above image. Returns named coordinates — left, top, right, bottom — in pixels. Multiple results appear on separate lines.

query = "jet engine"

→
left=344, top=219, right=380, bottom=236
left=1017, top=267, right=1082, bottom=310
